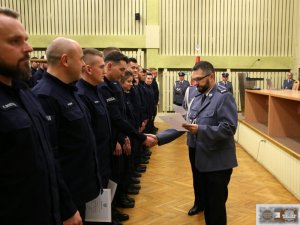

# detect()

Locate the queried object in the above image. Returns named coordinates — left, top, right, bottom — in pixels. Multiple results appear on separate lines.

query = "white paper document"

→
left=159, top=113, right=188, bottom=131
left=85, top=189, right=111, bottom=222
left=173, top=104, right=187, bottom=115
left=107, top=179, right=117, bottom=202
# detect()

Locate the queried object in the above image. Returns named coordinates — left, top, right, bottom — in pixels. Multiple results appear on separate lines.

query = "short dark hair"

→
left=0, top=7, right=19, bottom=18
left=103, top=47, right=121, bottom=58
left=104, top=51, right=128, bottom=64
left=192, top=61, right=215, bottom=75
left=128, top=57, right=137, bottom=64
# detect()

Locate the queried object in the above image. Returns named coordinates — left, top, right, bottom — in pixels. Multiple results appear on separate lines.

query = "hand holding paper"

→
left=182, top=123, right=198, bottom=134
left=159, top=113, right=188, bottom=131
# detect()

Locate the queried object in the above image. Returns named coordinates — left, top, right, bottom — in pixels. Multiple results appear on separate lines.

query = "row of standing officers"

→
left=1, top=7, right=239, bottom=225
left=0, top=7, right=160, bottom=225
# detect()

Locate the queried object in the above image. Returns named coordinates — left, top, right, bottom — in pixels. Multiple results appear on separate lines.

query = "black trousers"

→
left=199, top=169, right=233, bottom=225
left=188, top=147, right=204, bottom=207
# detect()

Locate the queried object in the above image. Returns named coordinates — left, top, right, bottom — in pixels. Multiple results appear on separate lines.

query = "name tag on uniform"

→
left=94, top=100, right=100, bottom=104
left=1, top=102, right=17, bottom=111
left=66, top=102, right=74, bottom=109
left=106, top=97, right=116, bottom=103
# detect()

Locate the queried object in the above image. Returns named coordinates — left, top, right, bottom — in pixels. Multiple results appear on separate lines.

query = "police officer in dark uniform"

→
left=144, top=72, right=156, bottom=134
left=218, top=72, right=233, bottom=94
left=0, top=8, right=78, bottom=225
left=32, top=55, right=47, bottom=86
left=99, top=51, right=156, bottom=221
left=173, top=72, right=190, bottom=106
left=136, top=68, right=152, bottom=165
left=149, top=68, right=159, bottom=132
left=32, top=37, right=101, bottom=223
left=76, top=48, right=111, bottom=190
left=76, top=49, right=127, bottom=225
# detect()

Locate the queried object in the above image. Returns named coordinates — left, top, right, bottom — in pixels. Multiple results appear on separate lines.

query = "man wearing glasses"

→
left=182, top=61, right=238, bottom=225
left=147, top=61, right=238, bottom=225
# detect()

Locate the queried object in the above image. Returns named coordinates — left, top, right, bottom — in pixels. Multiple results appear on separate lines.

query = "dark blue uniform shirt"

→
left=76, top=79, right=113, bottom=181
left=0, top=80, right=61, bottom=225
left=32, top=73, right=101, bottom=219
left=98, top=77, right=146, bottom=146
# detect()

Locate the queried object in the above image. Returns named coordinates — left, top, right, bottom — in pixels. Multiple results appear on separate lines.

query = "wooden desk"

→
left=237, top=90, right=300, bottom=200
left=244, top=89, right=300, bottom=155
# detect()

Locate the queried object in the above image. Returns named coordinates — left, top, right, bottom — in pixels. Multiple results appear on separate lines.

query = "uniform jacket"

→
left=145, top=83, right=156, bottom=119
left=188, top=85, right=238, bottom=172
left=32, top=68, right=46, bottom=86
left=98, top=77, right=146, bottom=145
left=151, top=78, right=159, bottom=106
left=124, top=91, right=139, bottom=129
left=218, top=80, right=233, bottom=94
left=156, top=129, right=185, bottom=146
left=32, top=73, right=101, bottom=219
left=129, top=85, right=142, bottom=126
left=0, top=80, right=63, bottom=225
left=76, top=79, right=113, bottom=179
left=137, top=82, right=150, bottom=121
left=282, top=79, right=295, bottom=89
left=173, top=80, right=190, bottom=106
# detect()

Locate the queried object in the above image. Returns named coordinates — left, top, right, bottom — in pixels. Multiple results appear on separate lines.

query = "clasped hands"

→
left=143, top=134, right=158, bottom=148
left=143, top=123, right=198, bottom=148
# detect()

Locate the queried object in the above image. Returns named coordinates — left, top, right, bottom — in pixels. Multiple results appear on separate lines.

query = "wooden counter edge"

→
left=238, top=119, right=300, bottom=160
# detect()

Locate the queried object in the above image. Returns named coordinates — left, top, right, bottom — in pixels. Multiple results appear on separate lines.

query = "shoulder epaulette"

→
left=217, top=84, right=228, bottom=94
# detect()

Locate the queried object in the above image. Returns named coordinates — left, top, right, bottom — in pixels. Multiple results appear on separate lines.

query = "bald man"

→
left=32, top=37, right=101, bottom=224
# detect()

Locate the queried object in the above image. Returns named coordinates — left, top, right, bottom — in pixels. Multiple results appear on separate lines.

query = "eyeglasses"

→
left=191, top=74, right=211, bottom=82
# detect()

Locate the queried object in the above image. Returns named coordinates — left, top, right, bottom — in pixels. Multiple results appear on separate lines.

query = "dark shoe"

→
left=126, top=195, right=135, bottom=203
left=141, top=155, right=150, bottom=160
left=116, top=197, right=135, bottom=208
left=127, top=187, right=139, bottom=195
left=144, top=151, right=152, bottom=156
left=136, top=166, right=146, bottom=173
left=188, top=205, right=204, bottom=216
left=113, top=209, right=129, bottom=221
left=138, top=164, right=147, bottom=169
left=131, top=177, right=140, bottom=184
left=133, top=171, right=142, bottom=177
left=129, top=184, right=141, bottom=190
left=140, top=159, right=149, bottom=165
